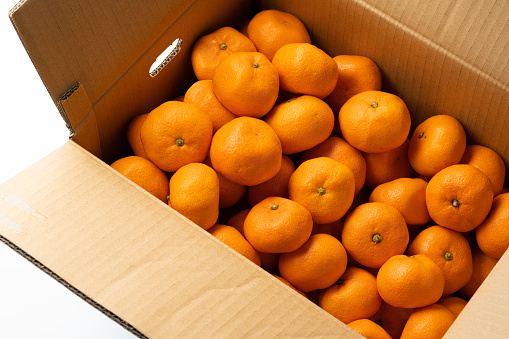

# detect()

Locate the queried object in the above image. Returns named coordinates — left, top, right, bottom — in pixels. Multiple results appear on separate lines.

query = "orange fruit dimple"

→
left=407, top=225, right=473, bottom=295
left=110, top=156, right=169, bottom=203
left=279, top=233, right=348, bottom=292
left=247, top=9, right=311, bottom=61
left=346, top=319, right=392, bottom=339
left=208, top=224, right=261, bottom=266
left=288, top=157, right=356, bottom=224
left=377, top=254, right=445, bottom=308
left=212, top=52, right=279, bottom=118
left=140, top=101, right=213, bottom=172
left=408, top=114, right=467, bottom=177
left=191, top=26, right=257, bottom=80
left=339, top=90, right=411, bottom=153
left=169, top=163, right=219, bottom=230
left=400, top=304, right=456, bottom=339
left=426, top=164, right=494, bottom=232
left=272, top=43, right=339, bottom=99
left=243, top=196, right=313, bottom=253
left=209, top=117, right=282, bottom=186
left=264, top=95, right=335, bottom=154
left=342, top=202, right=409, bottom=268
left=476, top=193, right=509, bottom=259
left=126, top=113, right=149, bottom=158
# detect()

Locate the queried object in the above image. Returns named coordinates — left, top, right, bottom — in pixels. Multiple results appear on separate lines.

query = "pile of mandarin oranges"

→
left=111, top=9, right=508, bottom=339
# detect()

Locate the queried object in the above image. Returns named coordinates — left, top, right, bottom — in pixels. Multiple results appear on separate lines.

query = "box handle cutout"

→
left=149, top=38, right=182, bottom=77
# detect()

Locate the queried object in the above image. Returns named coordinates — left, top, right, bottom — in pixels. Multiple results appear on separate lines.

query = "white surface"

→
left=0, top=2, right=137, bottom=338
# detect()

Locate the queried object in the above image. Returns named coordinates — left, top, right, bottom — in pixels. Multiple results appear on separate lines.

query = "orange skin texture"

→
left=318, top=267, right=382, bottom=324
left=169, top=163, right=219, bottom=230
left=426, top=164, right=494, bottom=232
left=247, top=154, right=295, bottom=206
left=279, top=233, right=348, bottom=292
left=339, top=90, right=411, bottom=153
left=226, top=208, right=250, bottom=236
left=247, top=9, right=311, bottom=61
left=110, top=156, right=169, bottom=203
left=244, top=196, right=313, bottom=253
left=184, top=80, right=237, bottom=133
left=301, top=136, right=367, bottom=195
left=264, top=95, right=335, bottom=154
left=370, top=301, right=413, bottom=339
left=460, top=144, right=506, bottom=196
left=407, top=225, right=473, bottom=295
left=476, top=193, right=509, bottom=259
left=212, top=52, right=279, bottom=118
left=208, top=224, right=261, bottom=266
left=191, top=26, right=257, bottom=80
left=272, top=43, right=339, bottom=99
left=437, top=296, right=468, bottom=317
left=346, top=319, right=392, bottom=339
left=459, top=246, right=498, bottom=299
left=408, top=114, right=467, bottom=177
left=140, top=101, right=213, bottom=172
left=369, top=177, right=431, bottom=227
left=272, top=275, right=308, bottom=298
left=311, top=219, right=343, bottom=241
left=363, top=138, right=414, bottom=189
left=288, top=157, right=356, bottom=224
left=400, top=304, right=456, bottom=339
left=325, top=55, right=382, bottom=114
left=209, top=117, right=282, bottom=186
left=377, top=254, right=445, bottom=309
left=342, top=202, right=409, bottom=268
left=203, top=154, right=246, bottom=209
left=126, top=113, right=149, bottom=158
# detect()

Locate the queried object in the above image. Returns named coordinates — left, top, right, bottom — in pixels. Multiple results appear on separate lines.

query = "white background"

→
left=0, top=1, right=136, bottom=338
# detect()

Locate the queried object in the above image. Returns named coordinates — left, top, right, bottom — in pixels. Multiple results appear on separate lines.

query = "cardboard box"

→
left=4, top=0, right=509, bottom=337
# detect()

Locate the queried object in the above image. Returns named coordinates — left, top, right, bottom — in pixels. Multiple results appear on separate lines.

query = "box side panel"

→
left=0, top=141, right=360, bottom=338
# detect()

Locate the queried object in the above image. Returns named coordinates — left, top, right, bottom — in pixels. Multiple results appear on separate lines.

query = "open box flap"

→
left=0, top=141, right=360, bottom=338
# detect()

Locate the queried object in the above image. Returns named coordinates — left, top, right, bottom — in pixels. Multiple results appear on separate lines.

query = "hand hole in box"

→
left=149, top=38, right=182, bottom=77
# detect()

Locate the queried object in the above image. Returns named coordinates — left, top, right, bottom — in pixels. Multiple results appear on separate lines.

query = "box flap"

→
left=0, top=141, right=360, bottom=338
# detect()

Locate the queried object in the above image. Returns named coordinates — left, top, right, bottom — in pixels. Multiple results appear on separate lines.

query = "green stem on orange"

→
left=451, top=199, right=460, bottom=208
left=444, top=251, right=453, bottom=260
left=371, top=102, right=378, bottom=108
left=372, top=234, right=383, bottom=244
left=219, top=43, right=227, bottom=50
left=270, top=204, right=279, bottom=210
left=317, top=187, right=326, bottom=195
left=175, top=138, right=184, bottom=146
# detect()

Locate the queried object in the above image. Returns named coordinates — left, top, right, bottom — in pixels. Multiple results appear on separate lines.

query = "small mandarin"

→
left=126, top=113, right=149, bottom=158
left=437, top=296, right=468, bottom=317
left=208, top=224, right=261, bottom=266
left=400, top=304, right=456, bottom=339
left=370, top=301, right=413, bottom=339
left=272, top=275, right=307, bottom=298
left=475, top=193, right=509, bottom=259
left=346, top=319, right=392, bottom=339
left=459, top=246, right=499, bottom=299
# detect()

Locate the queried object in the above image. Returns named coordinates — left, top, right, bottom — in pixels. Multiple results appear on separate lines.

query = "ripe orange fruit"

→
left=264, top=95, right=335, bottom=154
left=460, top=145, right=506, bottom=196
left=408, top=114, right=467, bottom=177
left=342, top=202, right=409, bottom=268
left=279, top=233, right=348, bottom=292
left=363, top=138, right=414, bottom=189
left=247, top=154, right=295, bottom=206
left=318, top=267, right=382, bottom=324
left=346, top=319, right=392, bottom=339
left=203, top=154, right=246, bottom=209
left=208, top=224, right=261, bottom=266
left=377, top=254, right=445, bottom=308
left=406, top=225, right=473, bottom=294
left=426, top=164, right=494, bottom=232
left=400, top=304, right=456, bottom=339
left=126, top=113, right=148, bottom=158
left=288, top=157, right=356, bottom=224
left=300, top=136, right=367, bottom=195
left=370, top=301, right=413, bottom=339
left=271, top=43, right=339, bottom=99
left=212, top=52, right=279, bottom=118
left=311, top=219, right=343, bottom=241
left=369, top=177, right=431, bottom=227
left=324, top=55, right=382, bottom=113
left=140, top=101, right=213, bottom=172
left=246, top=9, right=311, bottom=61
left=459, top=246, right=498, bottom=299
left=110, top=156, right=169, bottom=203
left=244, top=197, right=313, bottom=253
left=209, top=117, right=282, bottom=186
left=168, top=163, right=219, bottom=230
left=339, top=90, right=411, bottom=153
left=272, top=275, right=307, bottom=298
left=184, top=80, right=236, bottom=133
left=476, top=193, right=509, bottom=259
left=226, top=208, right=250, bottom=236
left=190, top=26, right=257, bottom=80
left=437, top=296, right=467, bottom=317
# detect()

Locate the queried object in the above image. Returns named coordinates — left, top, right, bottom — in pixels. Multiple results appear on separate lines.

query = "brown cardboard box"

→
left=4, top=0, right=509, bottom=337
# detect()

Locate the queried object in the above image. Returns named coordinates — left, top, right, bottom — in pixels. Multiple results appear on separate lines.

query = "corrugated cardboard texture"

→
left=0, top=141, right=359, bottom=338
